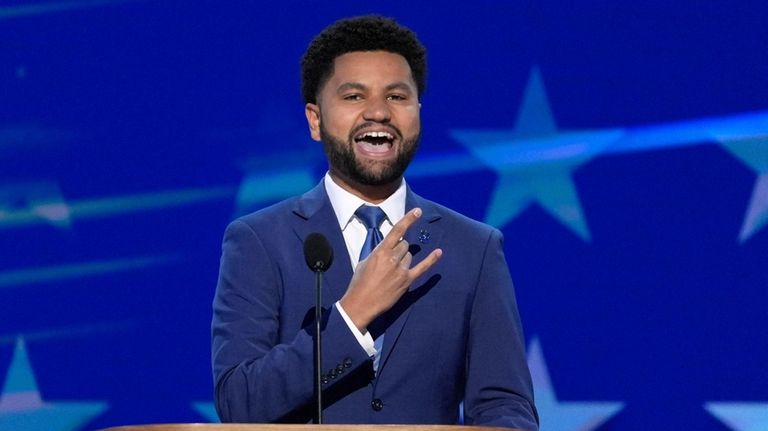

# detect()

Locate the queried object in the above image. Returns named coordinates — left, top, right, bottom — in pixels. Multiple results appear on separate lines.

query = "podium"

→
left=99, top=424, right=520, bottom=431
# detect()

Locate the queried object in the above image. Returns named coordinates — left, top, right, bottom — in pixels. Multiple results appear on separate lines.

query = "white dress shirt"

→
left=324, top=172, right=406, bottom=372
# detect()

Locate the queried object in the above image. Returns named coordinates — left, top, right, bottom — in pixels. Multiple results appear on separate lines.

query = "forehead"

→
left=325, top=51, right=415, bottom=89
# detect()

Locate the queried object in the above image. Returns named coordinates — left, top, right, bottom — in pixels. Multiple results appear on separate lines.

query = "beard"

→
left=320, top=121, right=420, bottom=187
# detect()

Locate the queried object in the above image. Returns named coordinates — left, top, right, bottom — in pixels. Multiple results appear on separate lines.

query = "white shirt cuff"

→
left=335, top=301, right=376, bottom=357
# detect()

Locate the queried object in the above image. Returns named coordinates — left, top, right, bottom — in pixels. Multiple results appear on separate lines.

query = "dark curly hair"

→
left=301, top=15, right=427, bottom=104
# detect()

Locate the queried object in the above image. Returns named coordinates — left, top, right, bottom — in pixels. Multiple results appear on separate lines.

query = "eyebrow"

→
left=385, top=82, right=415, bottom=93
left=335, top=81, right=415, bottom=94
left=336, top=82, right=367, bottom=94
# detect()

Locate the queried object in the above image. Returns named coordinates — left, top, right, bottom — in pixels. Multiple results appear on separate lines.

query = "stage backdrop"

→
left=1, top=1, right=767, bottom=430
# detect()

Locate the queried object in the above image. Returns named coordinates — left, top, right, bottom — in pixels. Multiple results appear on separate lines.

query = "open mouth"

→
left=354, top=130, right=395, bottom=154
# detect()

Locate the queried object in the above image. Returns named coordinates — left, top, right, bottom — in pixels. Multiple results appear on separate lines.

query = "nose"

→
left=362, top=97, right=391, bottom=122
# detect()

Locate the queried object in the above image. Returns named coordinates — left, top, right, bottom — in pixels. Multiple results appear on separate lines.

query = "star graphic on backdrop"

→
left=718, top=136, right=768, bottom=243
left=0, top=338, right=108, bottom=430
left=191, top=401, right=219, bottom=423
left=451, top=67, right=623, bottom=241
left=527, top=337, right=624, bottom=430
left=705, top=402, right=768, bottom=431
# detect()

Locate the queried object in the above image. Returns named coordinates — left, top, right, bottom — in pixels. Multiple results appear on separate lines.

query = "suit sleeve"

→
left=211, top=220, right=370, bottom=423
left=463, top=228, right=540, bottom=430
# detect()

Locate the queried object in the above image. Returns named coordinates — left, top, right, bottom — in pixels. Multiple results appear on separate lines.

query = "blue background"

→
left=1, top=1, right=767, bottom=430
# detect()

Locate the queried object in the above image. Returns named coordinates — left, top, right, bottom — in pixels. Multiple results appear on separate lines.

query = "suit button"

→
left=321, top=377, right=329, bottom=384
left=343, top=358, right=352, bottom=368
left=371, top=398, right=383, bottom=411
left=336, top=365, right=345, bottom=373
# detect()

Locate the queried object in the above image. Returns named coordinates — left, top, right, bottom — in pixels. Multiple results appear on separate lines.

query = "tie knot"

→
left=355, top=205, right=387, bottom=230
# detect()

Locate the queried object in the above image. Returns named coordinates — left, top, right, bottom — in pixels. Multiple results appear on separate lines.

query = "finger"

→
left=409, top=248, right=443, bottom=279
left=390, top=239, right=410, bottom=262
left=382, top=208, right=422, bottom=248
left=399, top=251, right=413, bottom=269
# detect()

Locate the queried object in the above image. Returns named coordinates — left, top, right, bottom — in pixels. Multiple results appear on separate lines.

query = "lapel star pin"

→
left=418, top=229, right=430, bottom=244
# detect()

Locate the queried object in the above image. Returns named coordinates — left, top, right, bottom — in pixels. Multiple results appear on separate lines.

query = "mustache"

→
left=348, top=122, right=403, bottom=141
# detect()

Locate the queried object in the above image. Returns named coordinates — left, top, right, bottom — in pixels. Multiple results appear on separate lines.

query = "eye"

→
left=387, top=94, right=407, bottom=101
left=343, top=93, right=363, bottom=101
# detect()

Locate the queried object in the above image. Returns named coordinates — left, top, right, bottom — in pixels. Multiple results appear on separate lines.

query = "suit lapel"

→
left=377, top=188, right=443, bottom=376
left=291, top=182, right=354, bottom=302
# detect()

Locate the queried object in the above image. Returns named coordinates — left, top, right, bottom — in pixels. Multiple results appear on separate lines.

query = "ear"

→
left=305, top=103, right=322, bottom=142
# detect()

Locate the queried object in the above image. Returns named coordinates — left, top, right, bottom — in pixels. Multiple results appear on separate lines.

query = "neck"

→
left=328, top=170, right=401, bottom=204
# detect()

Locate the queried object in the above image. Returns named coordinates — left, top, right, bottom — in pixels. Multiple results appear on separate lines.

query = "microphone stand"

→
left=313, top=266, right=323, bottom=424
left=304, top=232, right=332, bottom=425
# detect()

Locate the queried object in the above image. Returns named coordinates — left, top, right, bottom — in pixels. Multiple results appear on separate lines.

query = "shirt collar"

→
left=324, top=172, right=407, bottom=230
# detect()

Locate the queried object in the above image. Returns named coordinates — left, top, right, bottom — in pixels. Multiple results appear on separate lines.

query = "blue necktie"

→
left=355, top=205, right=386, bottom=261
left=354, top=205, right=388, bottom=367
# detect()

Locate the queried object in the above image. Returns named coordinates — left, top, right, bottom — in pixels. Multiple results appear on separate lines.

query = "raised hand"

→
left=339, top=208, right=443, bottom=333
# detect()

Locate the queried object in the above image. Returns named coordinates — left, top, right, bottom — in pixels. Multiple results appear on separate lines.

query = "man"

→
left=211, top=15, right=538, bottom=430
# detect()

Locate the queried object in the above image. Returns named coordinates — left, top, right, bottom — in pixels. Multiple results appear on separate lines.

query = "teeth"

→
left=359, top=131, right=394, bottom=139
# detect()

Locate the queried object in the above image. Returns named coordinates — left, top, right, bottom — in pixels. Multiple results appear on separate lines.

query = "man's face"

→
left=305, top=51, right=421, bottom=188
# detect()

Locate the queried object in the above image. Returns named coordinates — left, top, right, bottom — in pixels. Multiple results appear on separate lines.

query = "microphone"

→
left=303, top=232, right=333, bottom=424
left=304, top=232, right=333, bottom=272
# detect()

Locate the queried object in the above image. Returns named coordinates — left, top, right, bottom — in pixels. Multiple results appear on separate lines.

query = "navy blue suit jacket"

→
left=211, top=181, right=538, bottom=430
